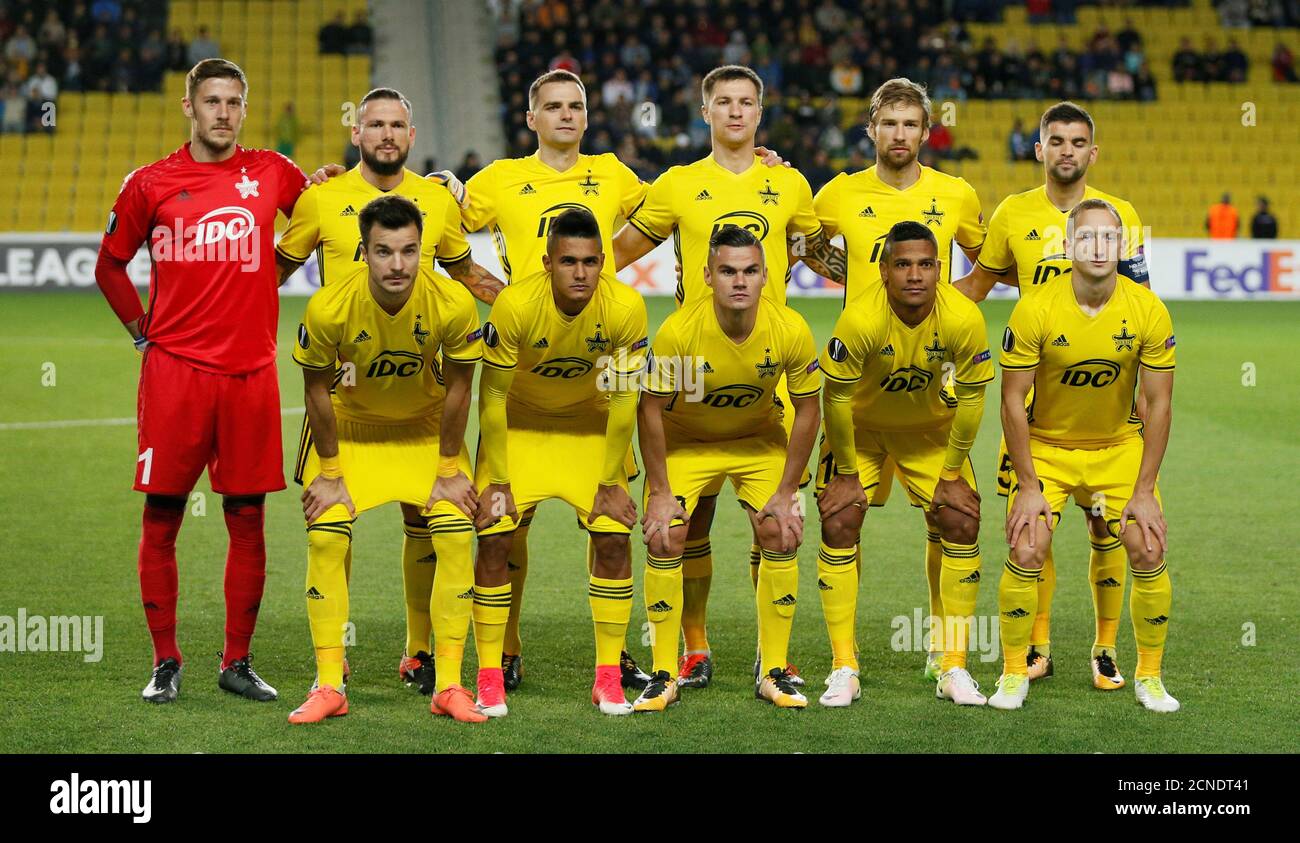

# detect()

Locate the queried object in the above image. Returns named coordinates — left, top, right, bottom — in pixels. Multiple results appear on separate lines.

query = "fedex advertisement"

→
left=1, top=233, right=1297, bottom=300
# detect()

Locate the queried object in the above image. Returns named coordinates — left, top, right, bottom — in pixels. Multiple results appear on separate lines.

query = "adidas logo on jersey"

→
left=1002, top=607, right=1030, bottom=618
left=1095, top=577, right=1122, bottom=588
left=817, top=578, right=832, bottom=591
left=1025, top=229, right=1040, bottom=241
left=879, top=344, right=895, bottom=356
left=859, top=206, right=875, bottom=218
left=519, top=184, right=536, bottom=195
left=305, top=587, right=324, bottom=600
left=340, top=205, right=357, bottom=217
left=647, top=600, right=673, bottom=613
left=772, top=593, right=797, bottom=606
left=352, top=330, right=372, bottom=343
left=533, top=338, right=549, bottom=348
left=699, top=361, right=714, bottom=372
left=695, top=189, right=712, bottom=200
left=1051, top=334, right=1070, bottom=347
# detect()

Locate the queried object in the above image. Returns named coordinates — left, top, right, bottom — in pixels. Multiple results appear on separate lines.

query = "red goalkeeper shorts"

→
left=134, top=346, right=285, bottom=496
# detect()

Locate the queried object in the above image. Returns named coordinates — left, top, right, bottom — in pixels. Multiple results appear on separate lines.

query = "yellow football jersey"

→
left=977, top=185, right=1147, bottom=293
left=1000, top=275, right=1175, bottom=448
left=813, top=165, right=985, bottom=305
left=642, top=297, right=821, bottom=443
left=819, top=280, right=994, bottom=431
left=275, top=166, right=471, bottom=286
left=292, top=272, right=482, bottom=424
left=461, top=152, right=648, bottom=287
left=625, top=155, right=822, bottom=306
left=481, top=275, right=648, bottom=418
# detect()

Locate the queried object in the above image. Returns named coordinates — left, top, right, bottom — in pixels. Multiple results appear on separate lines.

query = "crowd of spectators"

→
left=317, top=10, right=372, bottom=55
left=0, top=0, right=187, bottom=133
left=490, top=0, right=1164, bottom=178
left=1172, top=35, right=1251, bottom=82
left=1216, top=0, right=1300, bottom=28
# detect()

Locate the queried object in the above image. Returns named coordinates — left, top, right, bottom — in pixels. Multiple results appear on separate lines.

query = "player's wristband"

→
left=437, top=455, right=460, bottom=478
left=133, top=335, right=149, bottom=354
left=938, top=466, right=962, bottom=482
left=319, top=456, right=343, bottom=479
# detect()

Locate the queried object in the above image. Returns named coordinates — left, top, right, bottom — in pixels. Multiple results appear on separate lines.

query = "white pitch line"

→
left=0, top=407, right=307, bottom=431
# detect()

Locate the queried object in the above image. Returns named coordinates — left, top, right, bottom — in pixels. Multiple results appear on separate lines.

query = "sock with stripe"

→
left=817, top=542, right=858, bottom=670
left=748, top=542, right=761, bottom=589
left=402, top=517, right=437, bottom=658
left=503, top=517, right=531, bottom=657
left=472, top=583, right=512, bottom=671
left=589, top=575, right=634, bottom=668
left=1090, top=535, right=1126, bottom=656
left=222, top=498, right=267, bottom=667
left=1030, top=546, right=1056, bottom=658
left=939, top=539, right=982, bottom=671
left=680, top=538, right=712, bottom=655
left=755, top=548, right=799, bottom=675
left=999, top=557, right=1040, bottom=677
left=645, top=552, right=684, bottom=675
left=306, top=518, right=353, bottom=689
left=924, top=529, right=944, bottom=657
left=428, top=511, right=474, bottom=692
left=139, top=496, right=184, bottom=666
left=1130, top=561, right=1172, bottom=678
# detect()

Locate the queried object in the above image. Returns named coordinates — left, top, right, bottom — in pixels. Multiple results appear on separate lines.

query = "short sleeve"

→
left=460, top=165, right=497, bottom=232
left=617, top=161, right=649, bottom=219
left=440, top=283, right=483, bottom=363
left=999, top=298, right=1043, bottom=371
left=955, top=178, right=986, bottom=251
left=819, top=308, right=876, bottom=384
left=625, top=169, right=675, bottom=244
left=783, top=312, right=822, bottom=397
left=952, top=306, right=995, bottom=386
left=436, top=192, right=473, bottom=265
left=975, top=196, right=1013, bottom=274
left=275, top=183, right=321, bottom=265
left=101, top=170, right=152, bottom=262
left=641, top=317, right=681, bottom=396
left=481, top=287, right=521, bottom=370
left=275, top=153, right=309, bottom=217
left=291, top=292, right=340, bottom=370
left=1138, top=298, right=1176, bottom=372
left=788, top=170, right=823, bottom=238
left=812, top=175, right=841, bottom=239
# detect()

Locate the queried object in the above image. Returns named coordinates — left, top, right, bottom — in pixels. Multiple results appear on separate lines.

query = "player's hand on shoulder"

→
left=818, top=472, right=867, bottom=519
left=475, top=482, right=516, bottom=531
left=302, top=475, right=356, bottom=523
left=754, top=146, right=792, bottom=169
left=427, top=472, right=479, bottom=519
left=592, top=483, right=637, bottom=529
left=427, top=170, right=470, bottom=208
left=308, top=163, right=347, bottom=185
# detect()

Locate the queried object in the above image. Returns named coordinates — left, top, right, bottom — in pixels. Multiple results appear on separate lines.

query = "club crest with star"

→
left=924, top=334, right=946, bottom=362
left=755, top=347, right=779, bottom=378
left=758, top=180, right=779, bottom=206
left=922, top=198, right=944, bottom=227
left=586, top=323, right=610, bottom=352
left=579, top=173, right=600, bottom=196
left=412, top=315, right=430, bottom=346
left=1112, top=320, right=1136, bottom=351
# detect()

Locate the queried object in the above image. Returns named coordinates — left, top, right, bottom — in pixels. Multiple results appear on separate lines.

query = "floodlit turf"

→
left=1, top=292, right=1296, bottom=753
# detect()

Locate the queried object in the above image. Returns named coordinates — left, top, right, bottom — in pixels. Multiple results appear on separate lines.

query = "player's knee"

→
left=1010, top=541, right=1047, bottom=570
left=591, top=533, right=631, bottom=578
left=1122, top=535, right=1163, bottom=571
left=753, top=517, right=784, bottom=551
left=1085, top=511, right=1112, bottom=540
left=935, top=507, right=979, bottom=545
left=820, top=507, right=864, bottom=547
left=306, top=526, right=350, bottom=564
left=145, top=493, right=187, bottom=511
left=476, top=534, right=513, bottom=576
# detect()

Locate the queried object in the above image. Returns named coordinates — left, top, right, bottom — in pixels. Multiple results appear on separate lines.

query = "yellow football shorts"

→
left=700, top=373, right=810, bottom=499
left=297, top=416, right=473, bottom=521
left=648, top=428, right=789, bottom=526
left=475, top=412, right=631, bottom=537
left=1006, top=437, right=1159, bottom=538
left=814, top=424, right=977, bottom=508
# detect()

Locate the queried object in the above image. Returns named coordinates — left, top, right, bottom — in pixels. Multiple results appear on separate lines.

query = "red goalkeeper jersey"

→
left=100, top=143, right=307, bottom=374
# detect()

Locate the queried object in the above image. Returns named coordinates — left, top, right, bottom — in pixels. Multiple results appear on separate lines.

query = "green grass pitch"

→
left=0, top=292, right=1296, bottom=753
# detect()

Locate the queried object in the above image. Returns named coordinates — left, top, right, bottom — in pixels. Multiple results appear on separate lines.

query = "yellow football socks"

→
left=428, top=511, right=474, bottom=692
left=939, top=539, right=982, bottom=671
left=925, top=529, right=943, bottom=656
left=402, top=517, right=436, bottom=657
left=817, top=542, right=858, bottom=670
left=306, top=517, right=353, bottom=690
left=748, top=542, right=761, bottom=590
left=589, top=575, right=633, bottom=668
left=1000, top=557, right=1040, bottom=676
left=1030, top=546, right=1055, bottom=658
left=755, top=548, right=799, bottom=675
left=472, top=582, right=511, bottom=671
left=503, top=519, right=531, bottom=656
left=1130, top=561, right=1171, bottom=678
left=1091, top=536, right=1126, bottom=655
left=681, top=537, right=712, bottom=654
left=645, top=552, right=684, bottom=675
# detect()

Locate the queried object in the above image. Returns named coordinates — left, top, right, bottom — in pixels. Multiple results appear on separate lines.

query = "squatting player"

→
left=471, top=208, right=648, bottom=717
left=614, top=64, right=831, bottom=688
left=956, top=102, right=1149, bottom=690
left=95, top=58, right=310, bottom=703
left=811, top=77, right=987, bottom=681
left=817, top=221, right=994, bottom=708
left=638, top=226, right=821, bottom=711
left=289, top=195, right=485, bottom=724
left=452, top=69, right=651, bottom=692
left=992, top=199, right=1177, bottom=713
left=276, top=86, right=503, bottom=696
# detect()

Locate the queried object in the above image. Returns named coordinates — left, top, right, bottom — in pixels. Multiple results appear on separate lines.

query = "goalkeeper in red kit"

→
left=94, top=59, right=310, bottom=703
